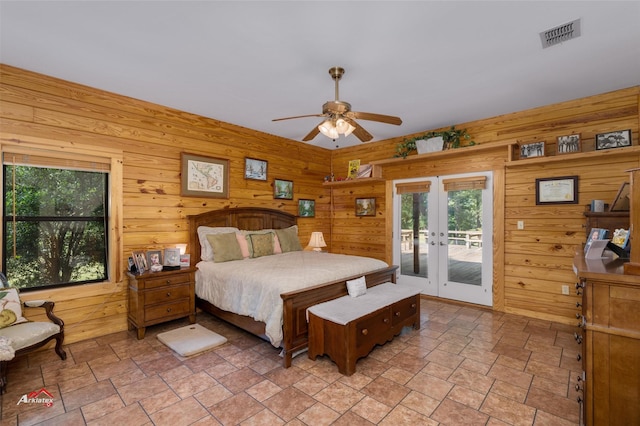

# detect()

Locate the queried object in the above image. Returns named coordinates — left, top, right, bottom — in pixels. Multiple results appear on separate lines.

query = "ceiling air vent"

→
left=540, top=19, right=581, bottom=49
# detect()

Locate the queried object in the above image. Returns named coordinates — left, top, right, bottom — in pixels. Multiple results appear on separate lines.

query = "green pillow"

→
left=206, top=232, right=244, bottom=263
left=275, top=226, right=302, bottom=252
left=248, top=233, right=274, bottom=258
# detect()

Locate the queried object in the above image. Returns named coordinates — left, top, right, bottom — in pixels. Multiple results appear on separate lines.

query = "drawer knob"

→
left=577, top=397, right=583, bottom=404
left=383, top=318, right=389, bottom=323
left=575, top=383, right=583, bottom=392
left=411, top=303, right=416, bottom=308
left=574, top=333, right=582, bottom=344
left=576, top=302, right=582, bottom=308
left=361, top=329, right=368, bottom=335
left=394, top=311, right=400, bottom=317
left=166, top=279, right=171, bottom=285
left=166, top=308, right=172, bottom=313
left=166, top=292, right=171, bottom=297
left=577, top=353, right=581, bottom=361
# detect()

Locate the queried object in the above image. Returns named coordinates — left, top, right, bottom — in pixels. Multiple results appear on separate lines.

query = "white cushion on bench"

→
left=307, top=283, right=420, bottom=325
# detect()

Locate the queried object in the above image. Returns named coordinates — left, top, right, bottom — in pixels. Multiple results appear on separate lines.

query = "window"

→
left=1, top=140, right=122, bottom=291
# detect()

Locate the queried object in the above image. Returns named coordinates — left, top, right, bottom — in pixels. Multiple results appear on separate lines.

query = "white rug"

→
left=157, top=324, right=227, bottom=357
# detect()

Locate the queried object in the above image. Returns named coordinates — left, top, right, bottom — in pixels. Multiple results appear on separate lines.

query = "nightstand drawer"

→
left=145, top=299, right=191, bottom=322
left=143, top=272, right=191, bottom=289
left=145, top=285, right=191, bottom=306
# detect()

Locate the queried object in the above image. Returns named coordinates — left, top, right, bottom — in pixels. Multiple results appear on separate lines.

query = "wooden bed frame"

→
left=188, top=207, right=398, bottom=367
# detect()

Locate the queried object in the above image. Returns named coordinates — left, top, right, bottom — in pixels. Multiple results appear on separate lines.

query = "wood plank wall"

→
left=0, top=64, right=331, bottom=343
left=330, top=87, right=640, bottom=325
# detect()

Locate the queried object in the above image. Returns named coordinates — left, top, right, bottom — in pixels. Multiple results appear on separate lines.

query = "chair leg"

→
left=54, top=333, right=67, bottom=360
left=0, top=361, right=7, bottom=395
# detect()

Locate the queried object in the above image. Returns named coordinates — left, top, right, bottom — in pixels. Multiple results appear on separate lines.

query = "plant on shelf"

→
left=394, top=126, right=475, bottom=158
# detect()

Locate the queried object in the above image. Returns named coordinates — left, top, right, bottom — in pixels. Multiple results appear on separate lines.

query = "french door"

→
left=393, top=172, right=493, bottom=306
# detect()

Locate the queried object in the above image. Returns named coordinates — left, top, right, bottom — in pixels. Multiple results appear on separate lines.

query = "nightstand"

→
left=127, top=267, right=196, bottom=339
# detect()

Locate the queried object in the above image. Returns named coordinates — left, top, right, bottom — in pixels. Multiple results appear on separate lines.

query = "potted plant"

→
left=395, top=126, right=475, bottom=158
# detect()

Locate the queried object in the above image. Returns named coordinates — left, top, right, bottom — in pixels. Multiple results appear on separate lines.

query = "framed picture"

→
left=179, top=253, right=191, bottom=267
left=519, top=141, right=545, bottom=159
left=132, top=251, right=147, bottom=273
left=146, top=250, right=162, bottom=271
left=163, top=248, right=181, bottom=267
left=535, top=175, right=578, bottom=205
left=611, top=228, right=630, bottom=249
left=595, top=129, right=632, bottom=150
left=347, top=160, right=361, bottom=179
left=355, top=197, right=376, bottom=216
left=273, top=179, right=293, bottom=200
left=181, top=153, right=229, bottom=198
left=585, top=228, right=609, bottom=253
left=610, top=182, right=630, bottom=211
left=244, top=157, right=267, bottom=181
left=556, top=134, right=581, bottom=154
left=357, top=164, right=373, bottom=178
left=298, top=199, right=315, bottom=217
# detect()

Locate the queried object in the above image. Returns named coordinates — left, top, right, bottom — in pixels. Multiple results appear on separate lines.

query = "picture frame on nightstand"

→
left=163, top=248, right=181, bottom=267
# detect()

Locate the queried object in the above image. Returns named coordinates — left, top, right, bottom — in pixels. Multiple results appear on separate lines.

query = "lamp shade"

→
left=307, top=232, right=327, bottom=252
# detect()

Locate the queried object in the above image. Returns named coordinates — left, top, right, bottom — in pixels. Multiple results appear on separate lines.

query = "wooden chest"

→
left=307, top=283, right=420, bottom=375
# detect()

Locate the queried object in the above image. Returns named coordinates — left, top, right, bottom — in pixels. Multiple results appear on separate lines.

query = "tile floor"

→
left=1, top=298, right=581, bottom=425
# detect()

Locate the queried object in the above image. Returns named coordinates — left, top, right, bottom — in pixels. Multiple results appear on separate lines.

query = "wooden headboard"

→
left=187, top=207, right=297, bottom=263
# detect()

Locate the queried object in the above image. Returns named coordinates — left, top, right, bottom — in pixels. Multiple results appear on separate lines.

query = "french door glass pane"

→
left=400, top=192, right=428, bottom=278
left=447, top=189, right=482, bottom=286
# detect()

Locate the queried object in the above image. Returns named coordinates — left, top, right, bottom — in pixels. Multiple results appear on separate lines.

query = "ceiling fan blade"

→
left=348, top=111, right=402, bottom=126
left=302, top=124, right=321, bottom=141
left=344, top=118, right=373, bottom=142
left=272, top=114, right=324, bottom=122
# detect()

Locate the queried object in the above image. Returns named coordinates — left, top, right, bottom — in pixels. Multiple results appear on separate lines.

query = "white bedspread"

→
left=195, top=251, right=388, bottom=347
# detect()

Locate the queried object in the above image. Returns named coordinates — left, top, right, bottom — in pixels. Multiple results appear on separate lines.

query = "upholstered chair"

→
left=0, top=289, right=66, bottom=394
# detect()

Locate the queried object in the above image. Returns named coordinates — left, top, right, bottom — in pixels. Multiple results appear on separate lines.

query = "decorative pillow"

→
left=242, top=230, right=276, bottom=257
left=206, top=232, right=244, bottom=263
left=248, top=233, right=274, bottom=258
left=0, top=288, right=28, bottom=329
left=274, top=226, right=302, bottom=252
left=235, top=232, right=250, bottom=258
left=346, top=276, right=367, bottom=298
left=198, top=226, right=239, bottom=261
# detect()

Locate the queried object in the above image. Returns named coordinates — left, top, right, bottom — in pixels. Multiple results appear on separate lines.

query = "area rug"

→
left=157, top=324, right=227, bottom=357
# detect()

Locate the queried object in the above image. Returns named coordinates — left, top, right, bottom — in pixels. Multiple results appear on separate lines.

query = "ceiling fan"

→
left=272, top=66, right=402, bottom=142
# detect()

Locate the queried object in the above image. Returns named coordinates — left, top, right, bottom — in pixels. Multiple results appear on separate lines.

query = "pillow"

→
left=242, top=230, right=277, bottom=257
left=0, top=288, right=28, bottom=329
left=206, top=232, right=244, bottom=263
left=274, top=226, right=302, bottom=253
left=248, top=233, right=274, bottom=258
left=235, top=233, right=250, bottom=258
left=346, top=276, right=367, bottom=298
left=198, top=226, right=239, bottom=261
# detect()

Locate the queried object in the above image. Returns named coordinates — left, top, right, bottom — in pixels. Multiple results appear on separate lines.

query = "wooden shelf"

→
left=370, top=141, right=513, bottom=167
left=323, top=177, right=385, bottom=187
left=506, top=145, right=640, bottom=168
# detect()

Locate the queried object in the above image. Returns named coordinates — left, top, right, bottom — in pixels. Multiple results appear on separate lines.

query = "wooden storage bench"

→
left=307, top=283, right=421, bottom=375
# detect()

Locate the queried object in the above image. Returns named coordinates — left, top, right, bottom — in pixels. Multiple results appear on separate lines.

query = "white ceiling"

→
left=1, top=1, right=639, bottom=149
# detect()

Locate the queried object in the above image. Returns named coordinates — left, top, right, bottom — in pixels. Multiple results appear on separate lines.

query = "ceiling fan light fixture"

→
left=318, top=120, right=339, bottom=139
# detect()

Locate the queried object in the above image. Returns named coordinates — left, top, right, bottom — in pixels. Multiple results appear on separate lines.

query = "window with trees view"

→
left=3, top=164, right=109, bottom=290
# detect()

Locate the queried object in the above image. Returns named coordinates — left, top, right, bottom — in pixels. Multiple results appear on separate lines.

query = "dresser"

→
left=127, top=267, right=196, bottom=339
left=573, top=254, right=640, bottom=425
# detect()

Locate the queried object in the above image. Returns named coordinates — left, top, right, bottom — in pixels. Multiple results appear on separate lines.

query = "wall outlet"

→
left=561, top=285, right=570, bottom=295
left=517, top=220, right=524, bottom=230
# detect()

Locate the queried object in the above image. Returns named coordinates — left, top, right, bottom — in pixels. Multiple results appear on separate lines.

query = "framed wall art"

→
left=355, top=197, right=376, bottom=216
left=535, top=175, right=578, bottom=205
left=519, top=141, right=545, bottom=159
left=556, top=134, right=581, bottom=154
left=347, top=159, right=361, bottom=179
left=298, top=199, right=315, bottom=217
left=244, top=157, right=267, bottom=181
left=181, top=153, right=229, bottom=198
left=595, top=129, right=632, bottom=150
left=273, top=179, right=293, bottom=200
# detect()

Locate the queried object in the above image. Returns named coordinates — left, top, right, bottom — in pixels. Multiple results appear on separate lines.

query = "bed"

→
left=188, top=207, right=398, bottom=367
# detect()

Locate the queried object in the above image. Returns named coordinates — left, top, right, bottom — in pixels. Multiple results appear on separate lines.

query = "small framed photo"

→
left=519, top=141, right=545, bottom=159
left=181, top=153, right=229, bottom=198
left=357, top=164, right=373, bottom=178
left=179, top=253, right=191, bottom=267
left=146, top=250, right=162, bottom=270
left=585, top=228, right=608, bottom=253
left=535, top=175, right=578, bottom=205
left=610, top=182, right=630, bottom=211
left=273, top=179, right=293, bottom=200
left=596, top=129, right=632, bottom=150
left=163, top=248, right=181, bottom=267
left=244, top=157, right=267, bottom=181
left=298, top=199, right=315, bottom=217
left=347, top=159, right=361, bottom=179
left=355, top=197, right=376, bottom=216
left=132, top=251, right=147, bottom=273
left=556, top=134, right=581, bottom=154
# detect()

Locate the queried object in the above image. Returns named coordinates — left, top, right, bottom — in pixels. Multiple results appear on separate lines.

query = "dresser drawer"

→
left=391, top=295, right=419, bottom=326
left=356, top=308, right=391, bottom=350
left=143, top=272, right=191, bottom=289
left=144, top=285, right=191, bottom=306
left=145, top=299, right=191, bottom=322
